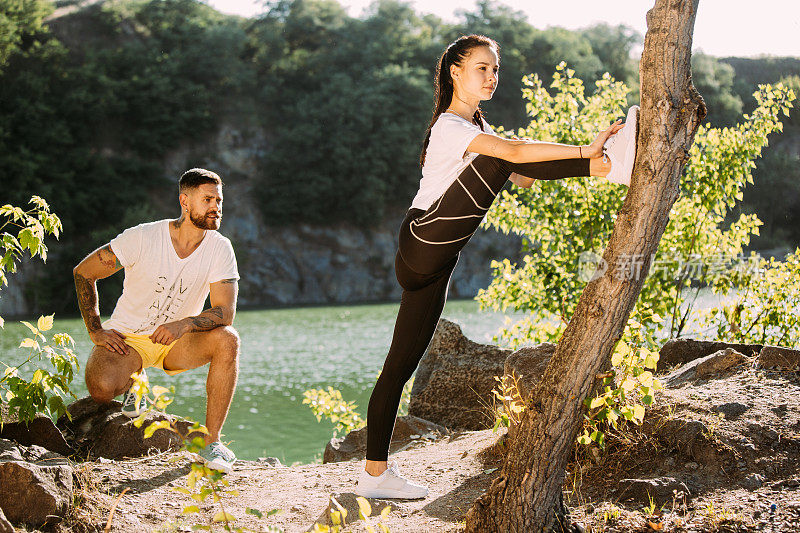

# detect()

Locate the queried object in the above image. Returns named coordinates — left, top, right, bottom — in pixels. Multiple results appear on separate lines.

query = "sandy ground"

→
left=35, top=360, right=800, bottom=532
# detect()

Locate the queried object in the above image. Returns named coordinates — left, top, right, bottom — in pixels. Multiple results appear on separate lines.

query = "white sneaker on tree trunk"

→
left=355, top=461, right=429, bottom=499
left=603, top=105, right=640, bottom=186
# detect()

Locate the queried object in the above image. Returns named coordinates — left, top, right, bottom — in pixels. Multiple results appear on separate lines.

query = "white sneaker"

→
left=197, top=441, right=236, bottom=474
left=120, top=370, right=148, bottom=418
left=355, top=461, right=428, bottom=499
left=603, top=105, right=640, bottom=186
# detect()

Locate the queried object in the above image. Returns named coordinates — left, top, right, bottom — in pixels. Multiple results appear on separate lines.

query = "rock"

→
left=323, top=416, right=448, bottom=463
left=0, top=438, right=69, bottom=465
left=0, top=440, right=73, bottom=526
left=409, top=319, right=512, bottom=430
left=712, top=402, right=750, bottom=420
left=618, top=477, right=690, bottom=505
left=57, top=396, right=192, bottom=459
left=504, top=343, right=557, bottom=401
left=0, top=413, right=75, bottom=457
left=653, top=419, right=707, bottom=454
left=746, top=423, right=780, bottom=445
left=258, top=457, right=282, bottom=467
left=0, top=508, right=12, bottom=533
left=743, top=473, right=766, bottom=489
left=659, top=339, right=761, bottom=371
left=663, top=348, right=746, bottom=386
left=310, top=492, right=402, bottom=530
left=758, top=345, right=800, bottom=370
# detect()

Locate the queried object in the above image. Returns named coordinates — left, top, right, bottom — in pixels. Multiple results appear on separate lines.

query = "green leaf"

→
left=245, top=508, right=263, bottom=518
left=19, top=338, right=39, bottom=350
left=20, top=321, right=39, bottom=337
left=213, top=511, right=235, bottom=523
left=356, top=496, right=372, bottom=518
left=182, top=505, right=200, bottom=515
left=588, top=396, right=606, bottom=409
left=37, top=314, right=54, bottom=332
left=143, top=420, right=171, bottom=439
left=47, top=396, right=66, bottom=417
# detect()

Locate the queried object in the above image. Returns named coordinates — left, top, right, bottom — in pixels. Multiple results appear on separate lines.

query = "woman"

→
left=356, top=34, right=638, bottom=499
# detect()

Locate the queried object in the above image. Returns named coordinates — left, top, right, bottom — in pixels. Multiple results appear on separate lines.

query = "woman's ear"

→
left=450, top=64, right=459, bottom=81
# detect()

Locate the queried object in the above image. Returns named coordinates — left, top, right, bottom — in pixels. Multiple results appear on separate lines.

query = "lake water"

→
left=0, top=300, right=516, bottom=464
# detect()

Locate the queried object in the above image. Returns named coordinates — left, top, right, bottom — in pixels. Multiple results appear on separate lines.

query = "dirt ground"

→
left=39, top=360, right=800, bottom=532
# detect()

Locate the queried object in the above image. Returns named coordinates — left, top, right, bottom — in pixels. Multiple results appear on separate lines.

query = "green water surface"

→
left=0, top=300, right=515, bottom=464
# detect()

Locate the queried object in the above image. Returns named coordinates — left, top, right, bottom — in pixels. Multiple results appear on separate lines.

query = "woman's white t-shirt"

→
left=410, top=112, right=496, bottom=211
left=103, top=220, right=239, bottom=335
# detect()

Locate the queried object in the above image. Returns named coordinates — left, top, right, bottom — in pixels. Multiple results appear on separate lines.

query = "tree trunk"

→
left=465, top=1, right=707, bottom=531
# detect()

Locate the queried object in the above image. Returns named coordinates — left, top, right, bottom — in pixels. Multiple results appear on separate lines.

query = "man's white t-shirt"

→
left=410, top=112, right=496, bottom=211
left=103, top=220, right=239, bottom=335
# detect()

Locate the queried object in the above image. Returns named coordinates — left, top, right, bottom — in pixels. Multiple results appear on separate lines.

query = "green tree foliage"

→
left=579, top=23, right=640, bottom=90
left=0, top=0, right=252, bottom=312
left=0, top=0, right=51, bottom=71
left=252, top=0, right=436, bottom=224
left=477, top=65, right=795, bottom=347
left=691, top=53, right=743, bottom=127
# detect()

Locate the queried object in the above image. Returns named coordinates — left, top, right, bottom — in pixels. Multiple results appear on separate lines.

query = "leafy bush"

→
left=1, top=197, right=78, bottom=423
left=303, top=377, right=414, bottom=438
left=478, top=67, right=795, bottom=346
left=702, top=250, right=800, bottom=345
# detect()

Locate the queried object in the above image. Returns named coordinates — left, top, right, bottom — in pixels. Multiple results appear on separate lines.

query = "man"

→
left=73, top=168, right=240, bottom=473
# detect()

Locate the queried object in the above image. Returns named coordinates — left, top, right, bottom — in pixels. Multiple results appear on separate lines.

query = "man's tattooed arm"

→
left=74, top=271, right=102, bottom=333
left=186, top=306, right=226, bottom=332
left=184, top=278, right=238, bottom=333
left=73, top=243, right=124, bottom=339
left=96, top=244, right=121, bottom=270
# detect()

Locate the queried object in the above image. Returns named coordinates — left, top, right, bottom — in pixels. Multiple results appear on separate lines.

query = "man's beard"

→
left=189, top=210, right=221, bottom=230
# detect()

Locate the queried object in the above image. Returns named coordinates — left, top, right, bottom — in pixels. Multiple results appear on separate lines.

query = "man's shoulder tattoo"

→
left=98, top=244, right=122, bottom=269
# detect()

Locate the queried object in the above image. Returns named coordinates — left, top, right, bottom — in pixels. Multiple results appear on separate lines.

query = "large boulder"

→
left=408, top=319, right=511, bottom=430
left=0, top=438, right=73, bottom=527
left=758, top=345, right=800, bottom=370
left=618, top=477, right=690, bottom=505
left=324, top=416, right=448, bottom=463
left=658, top=339, right=761, bottom=371
left=57, top=396, right=192, bottom=459
left=662, top=348, right=746, bottom=387
left=0, top=407, right=75, bottom=457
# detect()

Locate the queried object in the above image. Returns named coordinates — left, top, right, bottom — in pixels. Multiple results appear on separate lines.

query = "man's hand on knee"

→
left=90, top=328, right=130, bottom=356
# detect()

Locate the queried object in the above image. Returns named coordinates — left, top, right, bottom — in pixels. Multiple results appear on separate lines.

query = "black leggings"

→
left=365, top=154, right=590, bottom=461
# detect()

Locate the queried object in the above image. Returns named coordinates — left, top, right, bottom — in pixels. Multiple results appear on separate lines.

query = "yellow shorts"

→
left=123, top=334, right=185, bottom=376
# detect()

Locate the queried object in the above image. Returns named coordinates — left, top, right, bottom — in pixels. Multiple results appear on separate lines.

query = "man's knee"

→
left=86, top=373, right=117, bottom=403
left=210, top=326, right=240, bottom=359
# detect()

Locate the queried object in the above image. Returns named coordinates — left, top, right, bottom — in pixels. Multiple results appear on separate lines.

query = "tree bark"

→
left=465, top=1, right=707, bottom=531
